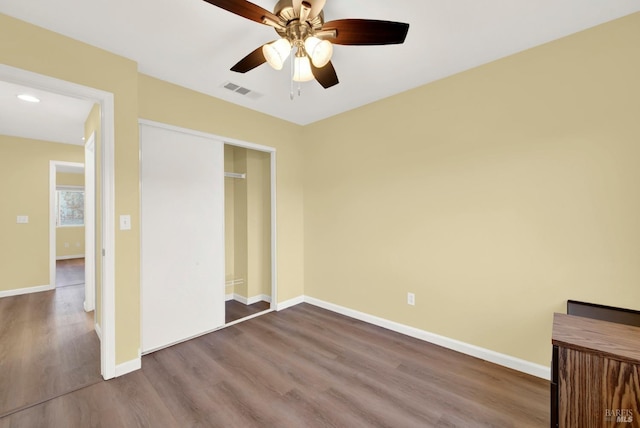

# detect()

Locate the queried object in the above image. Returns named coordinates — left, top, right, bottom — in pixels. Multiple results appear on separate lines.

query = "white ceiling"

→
left=0, top=80, right=93, bottom=145
left=1, top=0, right=639, bottom=134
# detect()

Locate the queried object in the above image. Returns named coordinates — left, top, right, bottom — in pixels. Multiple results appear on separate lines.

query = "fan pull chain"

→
left=290, top=48, right=295, bottom=100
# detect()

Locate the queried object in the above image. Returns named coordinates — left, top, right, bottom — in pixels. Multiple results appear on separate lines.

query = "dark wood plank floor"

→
left=56, top=258, right=85, bottom=288
left=0, top=303, right=549, bottom=427
left=0, top=262, right=100, bottom=418
left=225, top=300, right=271, bottom=324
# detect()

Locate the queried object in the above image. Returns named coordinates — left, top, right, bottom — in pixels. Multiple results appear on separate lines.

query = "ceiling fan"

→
left=202, top=0, right=410, bottom=90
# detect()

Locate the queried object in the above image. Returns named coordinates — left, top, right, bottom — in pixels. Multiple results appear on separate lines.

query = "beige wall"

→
left=246, top=149, right=272, bottom=298
left=224, top=145, right=249, bottom=298
left=224, top=145, right=237, bottom=293
left=1, top=13, right=140, bottom=364
left=303, top=13, right=640, bottom=367
left=56, top=225, right=85, bottom=258
left=57, top=172, right=84, bottom=186
left=56, top=172, right=85, bottom=258
left=0, top=135, right=83, bottom=291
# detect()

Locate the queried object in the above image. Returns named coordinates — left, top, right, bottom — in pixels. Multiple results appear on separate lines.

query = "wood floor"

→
left=225, top=300, right=271, bottom=324
left=55, top=258, right=85, bottom=288
left=0, top=280, right=101, bottom=418
left=0, top=303, right=549, bottom=427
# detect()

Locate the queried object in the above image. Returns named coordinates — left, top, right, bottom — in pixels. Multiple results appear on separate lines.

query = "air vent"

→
left=221, top=82, right=263, bottom=100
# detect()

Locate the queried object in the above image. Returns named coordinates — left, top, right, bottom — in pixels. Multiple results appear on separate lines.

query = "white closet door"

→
left=141, top=123, right=225, bottom=353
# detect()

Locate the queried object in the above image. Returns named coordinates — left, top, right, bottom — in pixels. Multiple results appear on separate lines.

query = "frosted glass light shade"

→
left=293, top=56, right=314, bottom=82
left=262, top=39, right=292, bottom=70
left=304, top=37, right=333, bottom=68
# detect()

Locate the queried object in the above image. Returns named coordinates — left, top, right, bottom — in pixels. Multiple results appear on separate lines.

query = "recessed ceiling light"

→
left=17, top=94, right=40, bottom=103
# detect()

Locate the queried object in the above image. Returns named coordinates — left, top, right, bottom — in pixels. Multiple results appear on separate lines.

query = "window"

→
left=56, top=187, right=84, bottom=227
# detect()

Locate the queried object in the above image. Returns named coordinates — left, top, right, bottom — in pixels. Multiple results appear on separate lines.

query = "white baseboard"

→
left=95, top=323, right=102, bottom=341
left=233, top=293, right=271, bottom=305
left=0, top=284, right=54, bottom=298
left=303, top=296, right=551, bottom=381
left=115, top=357, right=141, bottom=377
left=56, top=254, right=85, bottom=260
left=84, top=299, right=95, bottom=312
left=249, top=294, right=271, bottom=304
left=276, top=295, right=305, bottom=311
left=225, top=293, right=234, bottom=301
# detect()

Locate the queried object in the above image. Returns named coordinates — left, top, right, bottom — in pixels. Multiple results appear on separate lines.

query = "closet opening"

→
left=140, top=119, right=277, bottom=354
left=224, top=145, right=273, bottom=324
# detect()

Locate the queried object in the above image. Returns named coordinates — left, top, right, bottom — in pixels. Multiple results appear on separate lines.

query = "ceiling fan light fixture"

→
left=262, top=38, right=292, bottom=70
left=304, top=36, right=333, bottom=68
left=209, top=0, right=409, bottom=92
left=293, top=55, right=314, bottom=82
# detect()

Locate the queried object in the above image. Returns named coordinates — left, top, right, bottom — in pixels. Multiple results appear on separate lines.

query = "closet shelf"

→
left=224, top=172, right=246, bottom=179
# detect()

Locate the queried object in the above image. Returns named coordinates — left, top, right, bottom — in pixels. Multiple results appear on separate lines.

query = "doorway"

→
left=50, top=161, right=87, bottom=290
left=0, top=119, right=100, bottom=418
left=0, top=64, right=117, bottom=381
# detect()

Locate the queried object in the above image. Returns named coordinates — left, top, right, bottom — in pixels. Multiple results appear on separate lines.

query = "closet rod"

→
left=224, top=172, right=246, bottom=179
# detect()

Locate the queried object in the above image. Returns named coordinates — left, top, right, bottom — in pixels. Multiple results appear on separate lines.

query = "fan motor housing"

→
left=274, top=0, right=324, bottom=31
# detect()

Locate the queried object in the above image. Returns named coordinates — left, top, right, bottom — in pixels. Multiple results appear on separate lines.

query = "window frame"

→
left=56, top=185, right=85, bottom=228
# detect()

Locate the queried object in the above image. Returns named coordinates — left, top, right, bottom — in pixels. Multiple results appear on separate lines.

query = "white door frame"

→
left=0, top=64, right=117, bottom=380
left=138, top=119, right=278, bottom=337
left=84, top=132, right=96, bottom=312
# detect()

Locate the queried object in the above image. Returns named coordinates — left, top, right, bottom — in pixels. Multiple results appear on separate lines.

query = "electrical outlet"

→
left=76, top=242, right=81, bottom=247
left=64, top=242, right=69, bottom=248
left=407, top=292, right=415, bottom=306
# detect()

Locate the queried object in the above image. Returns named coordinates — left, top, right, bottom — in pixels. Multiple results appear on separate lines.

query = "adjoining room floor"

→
left=0, top=303, right=549, bottom=427
left=0, top=259, right=100, bottom=418
left=55, top=258, right=85, bottom=288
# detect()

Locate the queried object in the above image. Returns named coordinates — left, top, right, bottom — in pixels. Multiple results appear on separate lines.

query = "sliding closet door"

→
left=140, top=123, right=225, bottom=353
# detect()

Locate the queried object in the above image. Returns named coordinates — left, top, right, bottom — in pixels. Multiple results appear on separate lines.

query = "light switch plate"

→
left=119, top=215, right=131, bottom=231
left=17, top=215, right=29, bottom=224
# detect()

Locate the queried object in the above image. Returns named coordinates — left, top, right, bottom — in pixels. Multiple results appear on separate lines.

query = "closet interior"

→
left=224, top=144, right=272, bottom=324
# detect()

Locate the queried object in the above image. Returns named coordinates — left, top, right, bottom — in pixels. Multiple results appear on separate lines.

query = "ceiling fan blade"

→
left=202, top=0, right=280, bottom=25
left=311, top=60, right=339, bottom=89
left=322, top=19, right=409, bottom=45
left=293, top=0, right=326, bottom=20
left=230, top=45, right=268, bottom=73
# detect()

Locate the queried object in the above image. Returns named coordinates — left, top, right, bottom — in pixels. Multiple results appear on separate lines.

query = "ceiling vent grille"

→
left=222, top=82, right=262, bottom=100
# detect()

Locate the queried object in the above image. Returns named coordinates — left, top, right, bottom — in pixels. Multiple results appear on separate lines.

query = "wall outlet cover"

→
left=407, top=292, right=415, bottom=306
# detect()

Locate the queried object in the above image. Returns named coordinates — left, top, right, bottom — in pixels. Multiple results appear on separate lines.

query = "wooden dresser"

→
left=551, top=312, right=640, bottom=427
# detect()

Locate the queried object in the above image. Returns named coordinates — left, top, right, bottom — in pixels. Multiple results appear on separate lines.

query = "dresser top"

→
left=552, top=313, right=640, bottom=364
